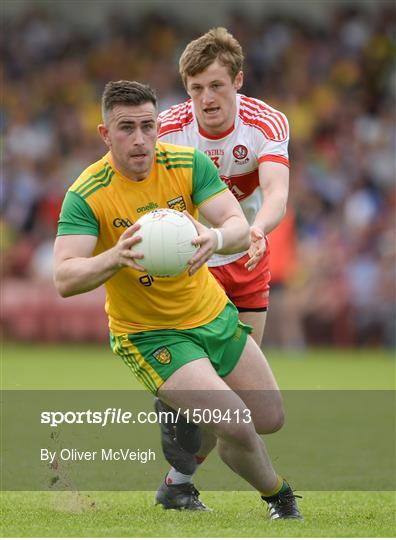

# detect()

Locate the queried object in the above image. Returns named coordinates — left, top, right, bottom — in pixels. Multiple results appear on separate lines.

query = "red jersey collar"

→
left=198, top=122, right=235, bottom=140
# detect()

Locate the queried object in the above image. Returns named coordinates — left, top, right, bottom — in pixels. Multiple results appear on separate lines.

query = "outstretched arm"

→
left=245, top=161, right=289, bottom=271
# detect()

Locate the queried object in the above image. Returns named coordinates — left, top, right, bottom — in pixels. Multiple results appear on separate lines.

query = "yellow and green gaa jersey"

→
left=57, top=142, right=229, bottom=335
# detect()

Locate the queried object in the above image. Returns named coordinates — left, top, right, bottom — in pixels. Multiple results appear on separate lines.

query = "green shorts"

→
left=110, top=302, right=252, bottom=395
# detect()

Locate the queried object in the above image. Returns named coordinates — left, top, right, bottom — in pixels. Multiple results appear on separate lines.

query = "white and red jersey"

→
left=158, top=94, right=289, bottom=266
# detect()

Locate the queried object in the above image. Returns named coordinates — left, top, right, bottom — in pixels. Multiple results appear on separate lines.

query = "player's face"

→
left=186, top=60, right=243, bottom=136
left=98, top=103, right=158, bottom=181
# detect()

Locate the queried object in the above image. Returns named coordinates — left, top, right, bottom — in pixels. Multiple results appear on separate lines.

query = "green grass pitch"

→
left=1, top=343, right=395, bottom=537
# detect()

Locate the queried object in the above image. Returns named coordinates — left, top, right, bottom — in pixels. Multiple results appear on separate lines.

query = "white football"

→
left=135, top=209, right=198, bottom=277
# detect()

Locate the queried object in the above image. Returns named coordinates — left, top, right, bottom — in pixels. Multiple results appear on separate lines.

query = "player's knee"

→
left=272, top=406, right=285, bottom=432
left=254, top=404, right=285, bottom=434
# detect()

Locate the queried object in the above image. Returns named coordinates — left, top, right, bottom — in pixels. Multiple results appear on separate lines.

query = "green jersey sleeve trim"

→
left=191, top=149, right=228, bottom=207
left=57, top=190, right=99, bottom=236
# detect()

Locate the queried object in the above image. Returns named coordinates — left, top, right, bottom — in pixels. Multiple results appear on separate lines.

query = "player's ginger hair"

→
left=179, top=27, right=244, bottom=88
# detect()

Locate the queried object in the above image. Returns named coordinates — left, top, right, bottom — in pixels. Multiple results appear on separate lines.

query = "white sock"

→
left=165, top=467, right=193, bottom=485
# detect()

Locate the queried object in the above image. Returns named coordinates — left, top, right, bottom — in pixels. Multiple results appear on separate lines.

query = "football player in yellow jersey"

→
left=54, top=81, right=301, bottom=519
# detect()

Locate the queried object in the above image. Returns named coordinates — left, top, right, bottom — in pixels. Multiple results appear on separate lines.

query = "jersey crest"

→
left=233, top=144, right=248, bottom=160
left=167, top=195, right=187, bottom=212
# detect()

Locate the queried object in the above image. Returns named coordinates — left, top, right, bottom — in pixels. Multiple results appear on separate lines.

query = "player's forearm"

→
left=215, top=215, right=250, bottom=254
left=253, top=194, right=287, bottom=236
left=54, top=248, right=120, bottom=297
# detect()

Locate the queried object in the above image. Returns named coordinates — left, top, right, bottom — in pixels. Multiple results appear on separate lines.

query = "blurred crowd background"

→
left=2, top=1, right=395, bottom=348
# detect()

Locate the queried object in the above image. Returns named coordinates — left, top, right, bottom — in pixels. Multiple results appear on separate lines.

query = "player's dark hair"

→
left=101, top=80, right=158, bottom=123
left=179, top=27, right=244, bottom=88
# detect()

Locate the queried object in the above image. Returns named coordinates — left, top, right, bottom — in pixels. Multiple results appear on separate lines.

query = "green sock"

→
left=261, top=477, right=290, bottom=498
left=278, top=479, right=290, bottom=494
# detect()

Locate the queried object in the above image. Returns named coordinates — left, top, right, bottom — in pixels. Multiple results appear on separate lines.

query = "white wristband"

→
left=211, top=228, right=224, bottom=252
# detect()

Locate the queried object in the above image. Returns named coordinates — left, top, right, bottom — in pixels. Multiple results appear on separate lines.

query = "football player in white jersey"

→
left=159, top=28, right=289, bottom=346
left=154, top=28, right=301, bottom=520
